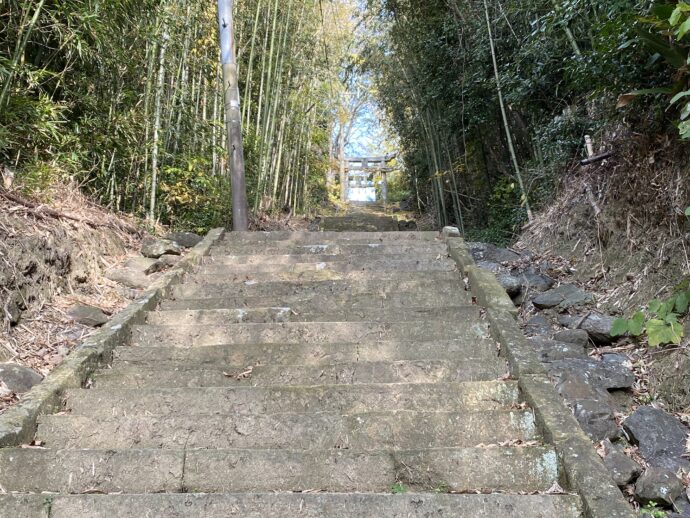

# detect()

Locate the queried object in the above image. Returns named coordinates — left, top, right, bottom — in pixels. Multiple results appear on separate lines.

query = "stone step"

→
left=92, top=359, right=508, bottom=388
left=130, top=320, right=489, bottom=347
left=190, top=270, right=460, bottom=286
left=65, top=381, right=521, bottom=417
left=161, top=290, right=472, bottom=310
left=113, top=339, right=499, bottom=367
left=199, top=258, right=456, bottom=275
left=202, top=252, right=445, bottom=266
left=0, top=492, right=585, bottom=518
left=210, top=243, right=449, bottom=257
left=37, top=410, right=536, bottom=450
left=171, top=279, right=465, bottom=300
left=0, top=447, right=560, bottom=494
left=221, top=230, right=441, bottom=242
left=319, top=216, right=401, bottom=232
left=145, top=306, right=477, bottom=326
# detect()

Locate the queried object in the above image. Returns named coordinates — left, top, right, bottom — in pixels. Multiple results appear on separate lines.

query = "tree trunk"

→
left=339, top=124, right=347, bottom=202
left=149, top=31, right=168, bottom=224
left=218, top=0, right=249, bottom=231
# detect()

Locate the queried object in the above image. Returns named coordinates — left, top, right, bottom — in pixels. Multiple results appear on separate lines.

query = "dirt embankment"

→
left=0, top=186, right=142, bottom=406
left=517, top=130, right=690, bottom=412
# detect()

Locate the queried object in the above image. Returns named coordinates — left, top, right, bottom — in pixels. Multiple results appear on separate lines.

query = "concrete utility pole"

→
left=217, top=0, right=249, bottom=231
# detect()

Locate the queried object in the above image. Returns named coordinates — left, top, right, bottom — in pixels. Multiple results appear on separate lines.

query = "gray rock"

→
left=624, top=407, right=690, bottom=472
left=0, top=363, right=43, bottom=394
left=529, top=337, right=587, bottom=362
left=143, top=261, right=167, bottom=275
left=557, top=313, right=617, bottom=344
left=476, top=261, right=505, bottom=274
left=533, top=284, right=593, bottom=310
left=468, top=242, right=521, bottom=264
left=513, top=288, right=540, bottom=307
left=150, top=256, right=177, bottom=274
left=144, top=254, right=182, bottom=275
left=604, top=451, right=642, bottom=486
left=517, top=268, right=556, bottom=292
left=158, top=254, right=181, bottom=267
left=106, top=268, right=151, bottom=290
left=602, top=353, right=632, bottom=369
left=524, top=315, right=552, bottom=336
left=573, top=399, right=620, bottom=441
left=67, top=304, right=109, bottom=327
left=602, top=437, right=633, bottom=456
left=553, top=329, right=590, bottom=347
left=141, top=238, right=182, bottom=259
left=549, top=358, right=635, bottom=390
left=556, top=372, right=609, bottom=403
left=166, top=232, right=203, bottom=248
left=497, top=274, right=522, bottom=297
left=635, top=467, right=684, bottom=506
left=124, top=257, right=158, bottom=273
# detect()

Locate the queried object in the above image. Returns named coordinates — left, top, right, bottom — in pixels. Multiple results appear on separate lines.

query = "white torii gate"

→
left=344, top=154, right=397, bottom=204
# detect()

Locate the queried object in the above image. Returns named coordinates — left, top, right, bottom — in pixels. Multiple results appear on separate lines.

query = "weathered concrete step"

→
left=0, top=449, right=184, bottom=493
left=203, top=252, right=445, bottom=266
left=191, top=270, right=460, bottom=285
left=0, top=447, right=560, bottom=494
left=171, top=279, right=465, bottom=300
left=210, top=243, right=449, bottom=256
left=37, top=410, right=536, bottom=450
left=162, top=290, right=472, bottom=310
left=0, top=492, right=585, bottom=518
left=320, top=215, right=401, bottom=232
left=145, top=306, right=477, bottom=326
left=114, top=339, right=499, bottom=367
left=199, top=258, right=456, bottom=275
left=93, top=360, right=507, bottom=388
left=221, top=230, right=441, bottom=242
left=65, top=381, right=521, bottom=417
left=131, top=320, right=488, bottom=347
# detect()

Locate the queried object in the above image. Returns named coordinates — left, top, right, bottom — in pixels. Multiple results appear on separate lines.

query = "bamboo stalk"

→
left=483, top=0, right=533, bottom=222
left=0, top=0, right=47, bottom=109
left=149, top=30, right=169, bottom=224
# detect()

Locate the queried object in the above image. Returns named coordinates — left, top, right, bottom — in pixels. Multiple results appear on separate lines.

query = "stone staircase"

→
left=0, top=230, right=586, bottom=517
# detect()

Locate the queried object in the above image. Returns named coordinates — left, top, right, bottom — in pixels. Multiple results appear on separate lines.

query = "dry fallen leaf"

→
left=224, top=366, right=254, bottom=380
left=0, top=382, right=12, bottom=399
left=616, top=93, right=638, bottom=109
left=546, top=482, right=567, bottom=495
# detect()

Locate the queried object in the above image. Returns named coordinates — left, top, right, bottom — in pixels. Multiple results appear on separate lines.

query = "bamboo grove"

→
left=0, top=0, right=355, bottom=231
left=365, top=0, right=675, bottom=243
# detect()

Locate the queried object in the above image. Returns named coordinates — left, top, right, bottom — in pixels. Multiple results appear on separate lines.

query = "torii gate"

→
left=344, top=153, right=397, bottom=204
